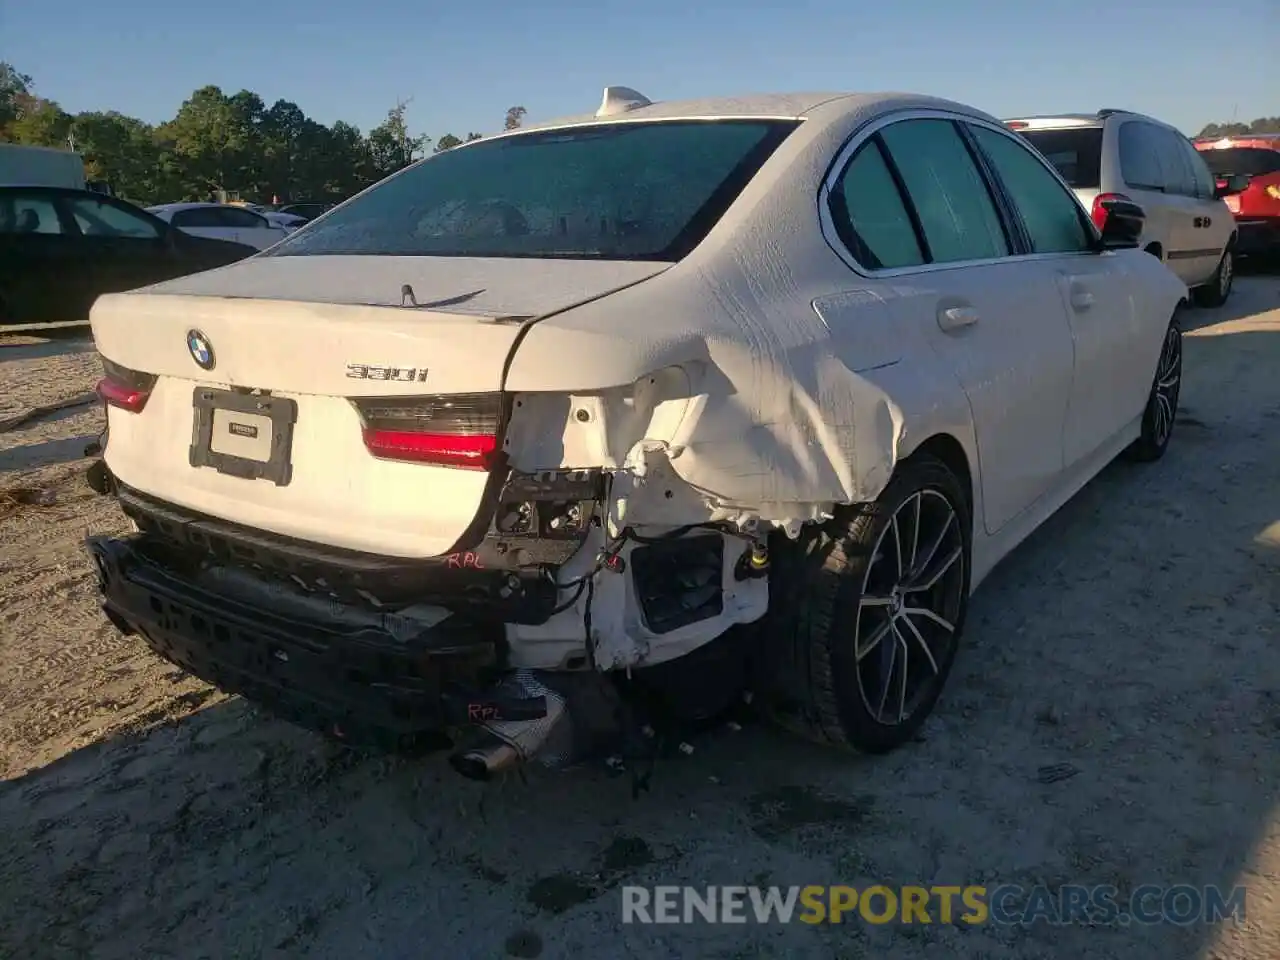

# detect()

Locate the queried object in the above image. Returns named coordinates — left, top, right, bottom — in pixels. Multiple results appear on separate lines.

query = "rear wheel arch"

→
left=901, top=433, right=973, bottom=514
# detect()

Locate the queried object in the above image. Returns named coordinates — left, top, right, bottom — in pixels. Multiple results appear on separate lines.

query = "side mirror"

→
left=1214, top=173, right=1250, bottom=199
left=1096, top=197, right=1145, bottom=250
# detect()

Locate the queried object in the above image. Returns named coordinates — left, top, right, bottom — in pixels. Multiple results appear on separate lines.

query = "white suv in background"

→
left=1005, top=109, right=1241, bottom=307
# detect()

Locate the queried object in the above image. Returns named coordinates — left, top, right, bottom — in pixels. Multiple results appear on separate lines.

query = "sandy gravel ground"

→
left=1, top=274, right=1279, bottom=960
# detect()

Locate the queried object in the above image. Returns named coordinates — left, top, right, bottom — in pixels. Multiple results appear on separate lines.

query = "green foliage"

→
left=0, top=64, right=522, bottom=205
left=1197, top=117, right=1280, bottom=138
left=504, top=106, right=527, bottom=130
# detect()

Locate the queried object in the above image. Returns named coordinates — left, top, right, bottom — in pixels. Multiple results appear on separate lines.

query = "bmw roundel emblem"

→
left=186, top=329, right=215, bottom=370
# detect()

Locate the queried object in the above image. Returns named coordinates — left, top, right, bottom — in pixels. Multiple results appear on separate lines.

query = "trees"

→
left=1197, top=117, right=1280, bottom=138
left=504, top=106, right=527, bottom=130
left=0, top=63, right=529, bottom=204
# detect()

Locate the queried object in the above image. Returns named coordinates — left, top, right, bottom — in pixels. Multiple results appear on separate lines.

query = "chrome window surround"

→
left=817, top=108, right=1107, bottom=280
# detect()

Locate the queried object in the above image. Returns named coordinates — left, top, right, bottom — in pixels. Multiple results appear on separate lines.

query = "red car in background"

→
left=1194, top=134, right=1280, bottom=257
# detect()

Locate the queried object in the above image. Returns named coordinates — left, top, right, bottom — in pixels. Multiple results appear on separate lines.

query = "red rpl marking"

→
left=467, top=703, right=499, bottom=722
left=445, top=552, right=485, bottom=570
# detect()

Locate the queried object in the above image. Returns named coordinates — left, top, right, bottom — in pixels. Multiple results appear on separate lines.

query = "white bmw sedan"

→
left=86, top=87, right=1185, bottom=772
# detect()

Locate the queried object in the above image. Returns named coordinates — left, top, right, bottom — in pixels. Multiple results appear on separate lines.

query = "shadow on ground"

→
left=2, top=303, right=1280, bottom=960
left=0, top=434, right=99, bottom=473
left=0, top=337, right=96, bottom=365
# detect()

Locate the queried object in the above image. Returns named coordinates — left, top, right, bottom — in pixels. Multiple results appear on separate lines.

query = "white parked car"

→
left=86, top=88, right=1185, bottom=778
left=1004, top=110, right=1243, bottom=307
left=145, top=202, right=288, bottom=251
left=240, top=203, right=309, bottom=232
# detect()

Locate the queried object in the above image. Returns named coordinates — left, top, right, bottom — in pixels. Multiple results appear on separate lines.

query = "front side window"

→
left=220, top=207, right=270, bottom=229
left=969, top=125, right=1092, bottom=254
left=0, top=194, right=63, bottom=234
left=828, top=140, right=924, bottom=269
left=66, top=196, right=161, bottom=239
left=1155, top=126, right=1196, bottom=196
left=1179, top=139, right=1216, bottom=199
left=878, top=119, right=1009, bottom=263
left=266, top=119, right=798, bottom=261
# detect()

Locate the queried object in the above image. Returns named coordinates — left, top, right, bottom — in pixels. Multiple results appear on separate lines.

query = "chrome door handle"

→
left=938, top=305, right=979, bottom=332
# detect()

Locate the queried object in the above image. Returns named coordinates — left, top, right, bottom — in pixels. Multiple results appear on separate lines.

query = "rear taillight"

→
left=96, top=358, right=157, bottom=413
left=351, top=393, right=502, bottom=469
left=1090, top=192, right=1132, bottom=231
left=1005, top=121, right=1029, bottom=131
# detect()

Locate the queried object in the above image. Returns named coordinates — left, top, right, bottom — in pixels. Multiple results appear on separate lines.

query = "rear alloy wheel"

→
left=1193, top=246, right=1234, bottom=308
left=762, top=454, right=971, bottom=754
left=1126, top=319, right=1182, bottom=462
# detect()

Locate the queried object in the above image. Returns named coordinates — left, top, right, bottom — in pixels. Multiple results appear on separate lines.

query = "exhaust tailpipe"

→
left=449, top=733, right=523, bottom=781
left=448, top=670, right=570, bottom=781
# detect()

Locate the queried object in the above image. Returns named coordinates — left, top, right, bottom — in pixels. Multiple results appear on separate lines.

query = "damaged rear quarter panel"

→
left=501, top=259, right=978, bottom=532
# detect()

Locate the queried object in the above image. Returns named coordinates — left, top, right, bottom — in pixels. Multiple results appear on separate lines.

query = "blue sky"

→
left=5, top=0, right=1276, bottom=140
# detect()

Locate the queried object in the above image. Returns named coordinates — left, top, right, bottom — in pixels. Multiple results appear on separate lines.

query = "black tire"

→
left=1125, top=318, right=1182, bottom=463
left=759, top=453, right=972, bottom=754
left=1192, top=245, right=1235, bottom=308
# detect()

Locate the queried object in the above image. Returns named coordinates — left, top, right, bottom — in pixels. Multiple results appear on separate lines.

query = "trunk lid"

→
left=92, top=256, right=668, bottom=558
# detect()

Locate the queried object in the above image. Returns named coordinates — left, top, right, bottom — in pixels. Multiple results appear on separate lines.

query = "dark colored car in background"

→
left=1194, top=135, right=1280, bottom=256
left=0, top=186, right=257, bottom=326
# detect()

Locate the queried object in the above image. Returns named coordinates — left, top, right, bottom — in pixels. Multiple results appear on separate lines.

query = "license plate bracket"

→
left=189, top=388, right=297, bottom=486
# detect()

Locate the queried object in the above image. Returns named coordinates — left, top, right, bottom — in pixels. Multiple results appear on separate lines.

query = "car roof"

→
left=1003, top=109, right=1174, bottom=132
left=478, top=90, right=1002, bottom=139
left=147, top=202, right=244, bottom=212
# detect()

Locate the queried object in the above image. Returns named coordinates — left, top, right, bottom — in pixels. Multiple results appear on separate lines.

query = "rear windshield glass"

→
left=1196, top=147, right=1280, bottom=178
left=265, top=119, right=799, bottom=261
left=1012, top=128, right=1104, bottom=188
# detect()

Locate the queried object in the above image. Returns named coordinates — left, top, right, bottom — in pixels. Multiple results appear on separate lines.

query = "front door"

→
left=965, top=122, right=1148, bottom=468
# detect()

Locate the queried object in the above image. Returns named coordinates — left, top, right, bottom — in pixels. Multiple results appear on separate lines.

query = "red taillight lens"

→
left=1005, top=121, right=1029, bottom=131
left=96, top=358, right=157, bottom=413
left=352, top=393, right=502, bottom=469
left=1090, top=191, right=1132, bottom=231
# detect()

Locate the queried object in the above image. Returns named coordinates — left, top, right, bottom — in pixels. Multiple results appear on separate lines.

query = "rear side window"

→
left=171, top=208, right=221, bottom=229
left=828, top=140, right=925, bottom=269
left=1197, top=147, right=1280, bottom=177
left=969, top=125, right=1092, bottom=254
left=1119, top=122, right=1165, bottom=191
left=66, top=196, right=161, bottom=239
left=267, top=119, right=799, bottom=261
left=878, top=119, right=1009, bottom=263
left=1014, top=128, right=1104, bottom=188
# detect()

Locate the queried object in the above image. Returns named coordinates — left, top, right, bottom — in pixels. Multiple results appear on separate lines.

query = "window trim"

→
left=61, top=193, right=165, bottom=240
left=960, top=120, right=1098, bottom=258
left=818, top=108, right=1103, bottom=279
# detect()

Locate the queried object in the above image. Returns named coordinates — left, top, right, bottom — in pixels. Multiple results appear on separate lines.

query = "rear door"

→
left=823, top=116, right=1075, bottom=535
left=0, top=189, right=92, bottom=323
left=1116, top=120, right=1190, bottom=276
left=967, top=121, right=1149, bottom=468
left=60, top=192, right=175, bottom=297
